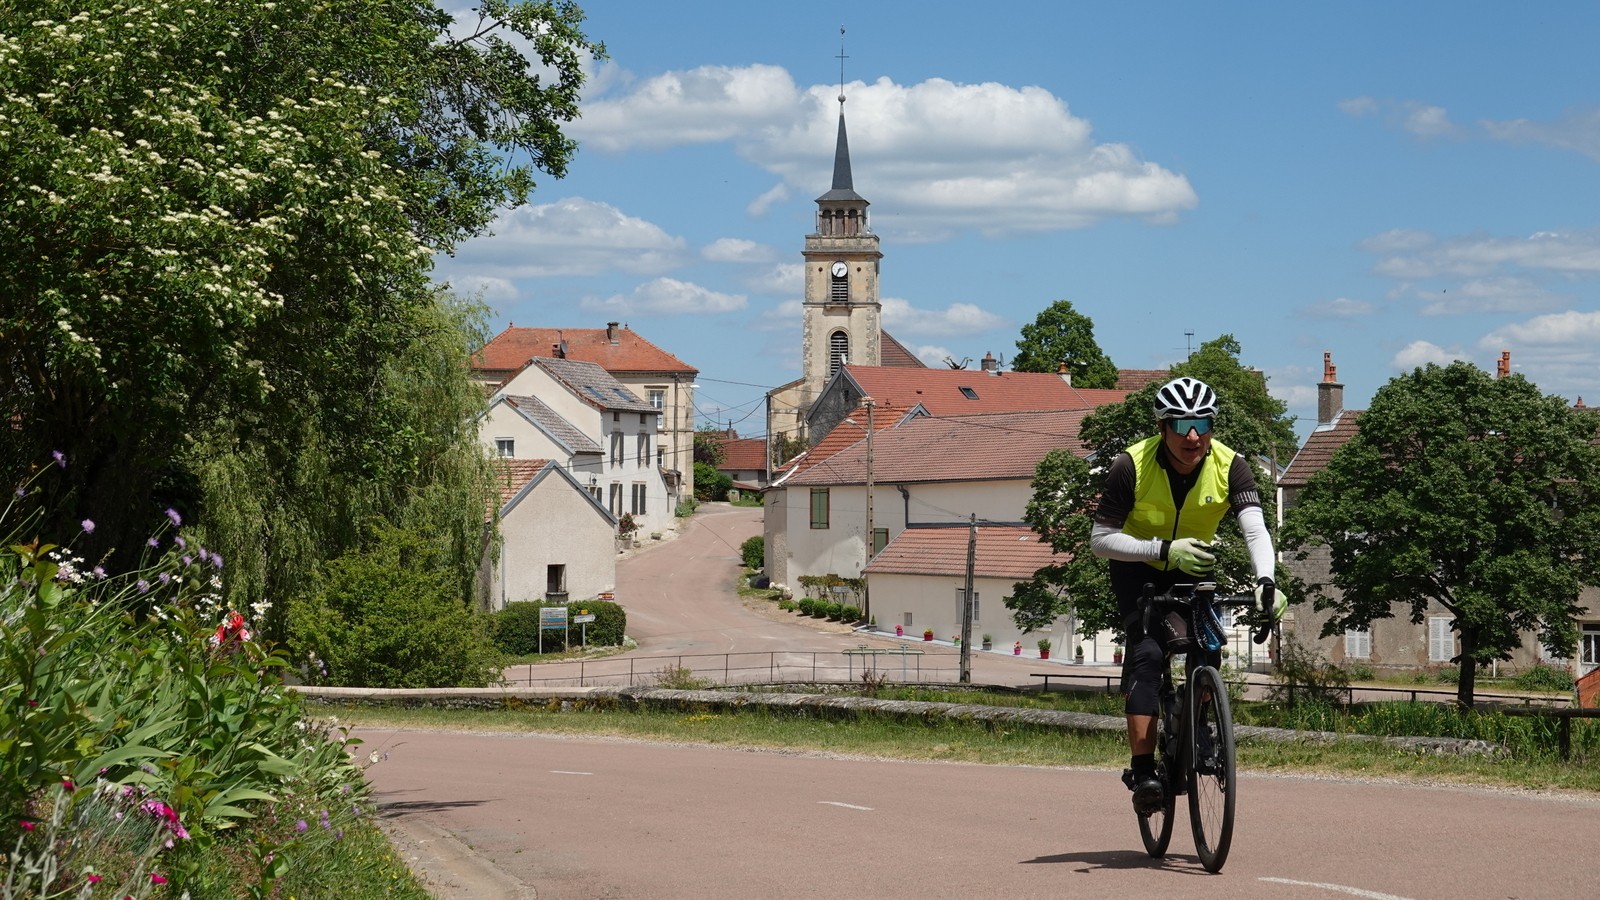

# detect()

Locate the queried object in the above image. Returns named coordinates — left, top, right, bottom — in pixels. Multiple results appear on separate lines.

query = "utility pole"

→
left=862, top=396, right=875, bottom=625
left=959, top=513, right=976, bottom=684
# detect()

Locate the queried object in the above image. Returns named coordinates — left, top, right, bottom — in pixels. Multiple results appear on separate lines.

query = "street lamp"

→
left=863, top=396, right=875, bottom=625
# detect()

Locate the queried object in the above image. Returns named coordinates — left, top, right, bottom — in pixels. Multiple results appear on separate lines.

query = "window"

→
left=649, top=389, right=666, bottom=427
left=657, top=446, right=665, bottom=468
left=639, top=413, right=648, bottom=426
left=631, top=482, right=647, bottom=516
left=956, top=589, right=980, bottom=624
left=958, top=386, right=978, bottom=400
left=612, top=411, right=620, bottom=422
left=809, top=488, right=830, bottom=529
left=610, top=431, right=623, bottom=466
left=830, top=268, right=848, bottom=302
left=903, top=612, right=914, bottom=627
left=546, top=564, right=566, bottom=595
left=829, top=331, right=849, bottom=376
left=1581, top=625, right=1599, bottom=668
left=494, top=438, right=514, bottom=458
left=1344, top=627, right=1371, bottom=659
left=637, top=433, right=650, bottom=466
left=609, top=483, right=622, bottom=517
left=1428, top=617, right=1454, bottom=662
left=872, top=527, right=888, bottom=556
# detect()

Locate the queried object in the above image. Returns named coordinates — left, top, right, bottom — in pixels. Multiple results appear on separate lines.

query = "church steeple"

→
left=818, top=109, right=864, bottom=203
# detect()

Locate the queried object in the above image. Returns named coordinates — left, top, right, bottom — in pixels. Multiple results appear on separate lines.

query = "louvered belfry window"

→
left=829, top=332, right=849, bottom=376
left=830, top=269, right=848, bottom=302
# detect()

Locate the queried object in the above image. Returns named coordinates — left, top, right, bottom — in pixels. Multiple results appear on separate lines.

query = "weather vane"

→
left=836, top=26, right=848, bottom=107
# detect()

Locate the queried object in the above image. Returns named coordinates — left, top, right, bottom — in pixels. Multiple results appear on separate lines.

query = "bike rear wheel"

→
left=1186, top=665, right=1236, bottom=873
left=1137, top=761, right=1175, bottom=857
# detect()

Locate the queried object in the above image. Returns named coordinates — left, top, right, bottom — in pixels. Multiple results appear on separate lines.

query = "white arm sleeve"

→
left=1090, top=521, right=1165, bottom=563
left=1238, top=505, right=1276, bottom=581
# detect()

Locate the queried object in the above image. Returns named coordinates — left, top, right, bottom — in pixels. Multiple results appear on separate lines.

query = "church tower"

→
left=798, top=90, right=883, bottom=419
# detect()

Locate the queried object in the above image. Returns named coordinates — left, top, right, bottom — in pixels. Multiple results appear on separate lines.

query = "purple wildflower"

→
left=136, top=579, right=150, bottom=593
left=295, top=819, right=308, bottom=833
left=80, top=519, right=95, bottom=534
left=92, top=566, right=105, bottom=579
left=174, top=536, right=186, bottom=549
left=147, top=537, right=159, bottom=548
left=165, top=508, right=181, bottom=527
left=212, top=552, right=224, bottom=570
left=181, top=555, right=192, bottom=567
left=52, top=450, right=65, bottom=468
left=157, top=573, right=171, bottom=585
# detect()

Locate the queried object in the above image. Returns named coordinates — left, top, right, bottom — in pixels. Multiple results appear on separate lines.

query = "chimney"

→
left=981, top=351, right=997, bottom=372
left=607, top=321, right=620, bottom=344
left=1496, top=350, right=1511, bottom=379
left=1317, top=351, right=1344, bottom=426
left=1576, top=397, right=1587, bottom=410
left=551, top=342, right=564, bottom=359
left=1056, top=360, right=1072, bottom=386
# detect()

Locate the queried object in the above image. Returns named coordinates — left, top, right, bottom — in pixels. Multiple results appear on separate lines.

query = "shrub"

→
left=739, top=535, right=764, bottom=570
left=490, top=599, right=626, bottom=655
left=289, top=521, right=502, bottom=688
left=797, top=598, right=817, bottom=617
left=777, top=599, right=798, bottom=612
left=823, top=601, right=843, bottom=621
left=841, top=605, right=861, bottom=622
left=1345, top=662, right=1376, bottom=682
left=1512, top=662, right=1575, bottom=692
left=1267, top=631, right=1351, bottom=708
left=654, top=664, right=713, bottom=690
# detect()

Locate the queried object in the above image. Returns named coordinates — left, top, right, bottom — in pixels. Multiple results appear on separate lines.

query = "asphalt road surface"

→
left=361, top=503, right=1600, bottom=898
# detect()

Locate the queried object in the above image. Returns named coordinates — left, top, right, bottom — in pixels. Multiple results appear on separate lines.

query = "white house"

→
left=491, top=356, right=674, bottom=539
left=478, top=459, right=616, bottom=611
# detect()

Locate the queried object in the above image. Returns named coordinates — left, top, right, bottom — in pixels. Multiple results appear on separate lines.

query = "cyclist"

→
left=1088, top=376, right=1285, bottom=812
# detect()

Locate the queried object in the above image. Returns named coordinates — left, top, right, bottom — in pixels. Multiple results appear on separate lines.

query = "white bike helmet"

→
left=1154, top=376, right=1218, bottom=420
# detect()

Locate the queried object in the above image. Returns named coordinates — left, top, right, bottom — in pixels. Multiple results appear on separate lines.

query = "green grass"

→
left=326, top=689, right=1600, bottom=795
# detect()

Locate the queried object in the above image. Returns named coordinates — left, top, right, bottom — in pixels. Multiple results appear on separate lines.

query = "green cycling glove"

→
left=1165, top=538, right=1215, bottom=576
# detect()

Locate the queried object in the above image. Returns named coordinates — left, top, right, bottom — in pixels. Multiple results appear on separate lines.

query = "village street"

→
left=360, top=504, right=1600, bottom=899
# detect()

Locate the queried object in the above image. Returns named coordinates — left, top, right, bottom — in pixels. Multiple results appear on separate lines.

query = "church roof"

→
left=472, top=324, right=697, bottom=382
left=879, top=330, right=927, bottom=368
left=816, top=111, right=867, bottom=204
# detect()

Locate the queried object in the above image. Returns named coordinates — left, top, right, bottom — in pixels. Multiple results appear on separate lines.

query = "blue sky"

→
left=434, top=2, right=1600, bottom=441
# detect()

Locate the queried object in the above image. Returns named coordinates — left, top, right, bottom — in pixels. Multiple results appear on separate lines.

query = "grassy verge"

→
left=328, top=690, right=1600, bottom=796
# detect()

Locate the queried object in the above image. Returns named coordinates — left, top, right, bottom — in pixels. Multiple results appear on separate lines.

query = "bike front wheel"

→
left=1187, top=665, right=1236, bottom=873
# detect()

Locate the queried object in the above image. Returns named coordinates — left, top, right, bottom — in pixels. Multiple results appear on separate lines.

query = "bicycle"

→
left=1132, top=580, right=1273, bottom=874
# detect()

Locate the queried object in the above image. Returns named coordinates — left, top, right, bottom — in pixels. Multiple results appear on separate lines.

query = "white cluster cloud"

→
left=702, top=238, right=777, bottom=264
left=575, top=67, right=1197, bottom=239
left=580, top=277, right=747, bottom=315
left=1480, top=107, right=1600, bottom=162
left=1390, top=340, right=1467, bottom=371
left=880, top=297, right=1006, bottom=337
left=1362, top=228, right=1600, bottom=280
left=438, top=198, right=687, bottom=281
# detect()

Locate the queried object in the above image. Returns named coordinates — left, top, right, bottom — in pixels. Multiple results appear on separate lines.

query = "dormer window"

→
left=959, top=386, right=978, bottom=400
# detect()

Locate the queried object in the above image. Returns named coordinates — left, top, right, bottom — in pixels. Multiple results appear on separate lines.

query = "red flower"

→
left=150, top=872, right=168, bottom=885
left=86, top=874, right=102, bottom=884
left=20, top=821, right=36, bottom=831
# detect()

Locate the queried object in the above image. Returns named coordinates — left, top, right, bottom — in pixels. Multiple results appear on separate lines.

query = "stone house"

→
left=478, top=459, right=616, bottom=611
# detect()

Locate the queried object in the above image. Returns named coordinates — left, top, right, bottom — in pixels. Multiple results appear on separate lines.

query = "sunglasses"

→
left=1167, top=417, right=1213, bottom=436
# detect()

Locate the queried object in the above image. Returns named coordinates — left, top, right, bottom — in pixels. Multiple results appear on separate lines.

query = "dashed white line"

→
left=1259, top=877, right=1413, bottom=899
left=818, top=801, right=873, bottom=811
left=550, top=770, right=593, bottom=776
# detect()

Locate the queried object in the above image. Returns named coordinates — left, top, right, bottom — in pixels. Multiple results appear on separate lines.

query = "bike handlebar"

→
left=1139, top=582, right=1276, bottom=646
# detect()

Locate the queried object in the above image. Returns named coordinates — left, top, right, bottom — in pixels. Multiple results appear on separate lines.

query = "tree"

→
left=1010, top=299, right=1119, bottom=388
left=695, top=426, right=729, bottom=466
left=0, top=2, right=600, bottom=615
left=1280, top=361, right=1600, bottom=708
left=1008, top=336, right=1296, bottom=637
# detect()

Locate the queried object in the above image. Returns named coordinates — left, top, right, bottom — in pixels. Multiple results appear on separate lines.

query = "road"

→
left=361, top=503, right=1598, bottom=898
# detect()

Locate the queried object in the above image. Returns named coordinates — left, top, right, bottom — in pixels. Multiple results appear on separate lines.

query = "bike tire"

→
left=1186, top=665, right=1236, bottom=873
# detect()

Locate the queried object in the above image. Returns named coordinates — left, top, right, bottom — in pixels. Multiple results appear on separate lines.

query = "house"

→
left=1278, top=352, right=1600, bottom=678
left=705, top=428, right=769, bottom=490
left=472, top=321, right=698, bottom=505
left=477, top=459, right=616, bottom=611
left=766, top=407, right=1108, bottom=649
left=488, top=356, right=673, bottom=540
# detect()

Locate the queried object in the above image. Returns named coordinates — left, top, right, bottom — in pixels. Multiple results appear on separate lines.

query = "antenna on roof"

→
left=1184, top=331, right=1195, bottom=357
left=943, top=356, right=972, bottom=370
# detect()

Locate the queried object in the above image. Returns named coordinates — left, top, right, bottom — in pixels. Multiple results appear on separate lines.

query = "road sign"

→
left=573, top=614, right=596, bottom=624
left=540, top=606, right=568, bottom=630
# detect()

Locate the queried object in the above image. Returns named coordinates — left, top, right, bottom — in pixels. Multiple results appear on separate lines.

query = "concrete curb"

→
left=300, top=684, right=1506, bottom=758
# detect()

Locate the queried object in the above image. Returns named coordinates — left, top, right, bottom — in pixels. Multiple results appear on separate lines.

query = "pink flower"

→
left=150, top=872, right=168, bottom=885
left=81, top=518, right=95, bottom=534
left=165, top=508, right=181, bottom=527
left=20, top=820, right=36, bottom=831
left=52, top=450, right=66, bottom=468
left=86, top=874, right=102, bottom=884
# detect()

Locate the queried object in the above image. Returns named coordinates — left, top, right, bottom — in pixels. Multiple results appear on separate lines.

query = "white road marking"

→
left=818, top=801, right=873, bottom=811
left=1259, top=877, right=1413, bottom=899
left=550, top=770, right=593, bottom=776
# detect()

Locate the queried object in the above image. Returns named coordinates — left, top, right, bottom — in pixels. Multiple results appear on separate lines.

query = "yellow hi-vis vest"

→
left=1121, top=435, right=1236, bottom=571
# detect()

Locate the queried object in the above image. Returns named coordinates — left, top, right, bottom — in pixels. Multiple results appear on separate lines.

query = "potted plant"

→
left=1074, top=644, right=1085, bottom=663
left=1113, top=645, right=1124, bottom=665
left=1037, top=638, right=1051, bottom=660
left=923, top=628, right=934, bottom=642
left=981, top=633, right=993, bottom=651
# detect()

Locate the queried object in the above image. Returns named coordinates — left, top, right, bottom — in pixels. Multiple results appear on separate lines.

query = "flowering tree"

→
left=0, top=1, right=600, bottom=616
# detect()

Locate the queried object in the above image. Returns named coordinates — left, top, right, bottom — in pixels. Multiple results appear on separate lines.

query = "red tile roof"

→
left=865, top=524, right=1056, bottom=579
left=1279, top=411, right=1363, bottom=488
left=490, top=458, right=553, bottom=510
left=1116, top=369, right=1169, bottom=391
left=785, top=408, right=1093, bottom=486
left=879, top=330, right=928, bottom=368
left=717, top=436, right=768, bottom=472
left=472, top=325, right=697, bottom=381
left=840, top=365, right=1125, bottom=418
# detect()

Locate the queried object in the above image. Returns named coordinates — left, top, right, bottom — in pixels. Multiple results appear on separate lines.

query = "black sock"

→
left=1131, top=753, right=1155, bottom=777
